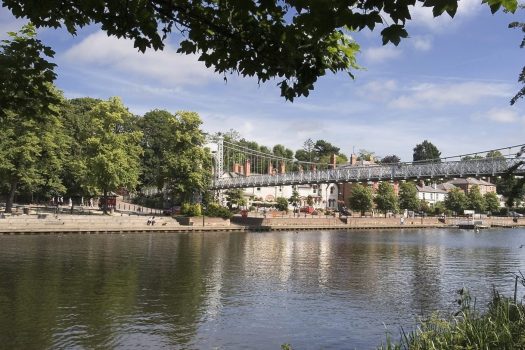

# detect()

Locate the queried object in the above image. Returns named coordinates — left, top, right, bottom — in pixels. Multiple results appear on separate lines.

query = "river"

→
left=1, top=228, right=524, bottom=349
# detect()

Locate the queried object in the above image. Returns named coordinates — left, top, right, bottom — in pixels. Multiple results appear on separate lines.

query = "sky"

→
left=1, top=2, right=524, bottom=161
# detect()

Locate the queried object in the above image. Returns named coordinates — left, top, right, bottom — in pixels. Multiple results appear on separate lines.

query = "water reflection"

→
left=0, top=228, right=524, bottom=349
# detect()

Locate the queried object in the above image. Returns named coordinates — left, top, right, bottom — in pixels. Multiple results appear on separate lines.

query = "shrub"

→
left=205, top=203, right=232, bottom=219
left=276, top=197, right=289, bottom=212
left=181, top=202, right=201, bottom=217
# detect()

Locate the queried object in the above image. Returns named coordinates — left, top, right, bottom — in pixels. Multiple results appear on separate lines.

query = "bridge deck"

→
left=211, top=157, right=525, bottom=189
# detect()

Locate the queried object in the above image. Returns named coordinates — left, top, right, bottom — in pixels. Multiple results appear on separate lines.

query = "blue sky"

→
left=1, top=2, right=524, bottom=161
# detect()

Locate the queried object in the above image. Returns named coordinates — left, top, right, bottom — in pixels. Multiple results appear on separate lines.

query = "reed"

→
left=379, top=273, right=525, bottom=350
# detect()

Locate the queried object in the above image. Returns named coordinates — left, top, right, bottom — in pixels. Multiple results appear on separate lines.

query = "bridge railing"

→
left=211, top=156, right=525, bottom=190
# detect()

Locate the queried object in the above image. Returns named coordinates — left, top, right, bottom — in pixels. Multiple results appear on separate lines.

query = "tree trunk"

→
left=5, top=178, right=18, bottom=213
left=103, top=189, right=108, bottom=215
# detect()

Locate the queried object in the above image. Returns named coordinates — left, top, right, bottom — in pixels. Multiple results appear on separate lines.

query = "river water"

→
left=0, top=228, right=524, bottom=349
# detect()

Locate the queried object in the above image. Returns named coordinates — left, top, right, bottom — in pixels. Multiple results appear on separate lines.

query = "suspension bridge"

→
left=206, top=139, right=525, bottom=190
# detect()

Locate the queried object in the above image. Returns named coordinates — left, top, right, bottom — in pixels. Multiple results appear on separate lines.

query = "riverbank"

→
left=1, top=213, right=524, bottom=234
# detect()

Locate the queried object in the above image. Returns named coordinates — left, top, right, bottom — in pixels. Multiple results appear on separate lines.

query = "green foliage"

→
left=225, top=189, right=246, bottom=209
left=433, top=201, right=445, bottom=215
left=273, top=145, right=294, bottom=159
left=374, top=182, right=398, bottom=215
left=379, top=288, right=525, bottom=350
left=413, top=140, right=441, bottom=162
left=0, top=24, right=68, bottom=212
left=84, top=97, right=143, bottom=212
left=60, top=97, right=103, bottom=197
left=348, top=184, right=373, bottom=216
left=496, top=175, right=525, bottom=207
left=204, top=203, right=232, bottom=219
left=288, top=189, right=300, bottom=207
left=466, top=185, right=486, bottom=213
left=276, top=197, right=289, bottom=212
left=419, top=200, right=431, bottom=214
left=484, top=192, right=500, bottom=213
left=486, top=150, right=505, bottom=159
left=380, top=155, right=401, bottom=164
left=398, top=182, right=420, bottom=211
left=0, top=23, right=60, bottom=122
left=306, top=195, right=314, bottom=206
left=3, top=1, right=518, bottom=101
left=139, top=110, right=211, bottom=202
left=444, top=188, right=468, bottom=214
left=357, top=149, right=375, bottom=162
left=181, top=202, right=201, bottom=217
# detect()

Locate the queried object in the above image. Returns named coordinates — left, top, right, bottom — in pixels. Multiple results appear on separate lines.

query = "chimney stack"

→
left=330, top=154, right=337, bottom=169
left=244, top=159, right=251, bottom=177
left=279, top=161, right=286, bottom=174
left=267, top=162, right=273, bottom=175
left=350, top=154, right=357, bottom=165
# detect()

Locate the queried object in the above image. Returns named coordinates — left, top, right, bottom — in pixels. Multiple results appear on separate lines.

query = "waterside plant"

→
left=379, top=273, right=525, bottom=350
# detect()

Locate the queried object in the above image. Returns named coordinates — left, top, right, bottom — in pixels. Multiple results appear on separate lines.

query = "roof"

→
left=446, top=177, right=495, bottom=187
left=416, top=185, right=448, bottom=194
left=437, top=183, right=457, bottom=192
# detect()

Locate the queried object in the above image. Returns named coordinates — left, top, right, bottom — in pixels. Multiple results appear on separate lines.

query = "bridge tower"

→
left=216, top=136, right=224, bottom=178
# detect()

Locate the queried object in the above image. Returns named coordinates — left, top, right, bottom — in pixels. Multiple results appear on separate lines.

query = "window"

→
left=330, top=186, right=334, bottom=194
left=257, top=187, right=261, bottom=191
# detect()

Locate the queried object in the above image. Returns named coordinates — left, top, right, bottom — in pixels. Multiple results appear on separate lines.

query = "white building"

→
left=416, top=184, right=448, bottom=206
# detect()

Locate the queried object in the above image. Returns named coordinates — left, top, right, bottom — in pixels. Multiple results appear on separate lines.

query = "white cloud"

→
left=389, top=81, right=512, bottom=109
left=411, top=36, right=432, bottom=51
left=62, top=31, right=217, bottom=86
left=362, top=45, right=402, bottom=63
left=485, top=107, right=523, bottom=123
left=408, top=0, right=484, bottom=32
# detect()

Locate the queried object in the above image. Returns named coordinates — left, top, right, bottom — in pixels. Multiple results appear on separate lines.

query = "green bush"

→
left=276, top=197, right=289, bottom=212
left=181, top=202, right=201, bottom=217
left=205, top=203, right=232, bottom=219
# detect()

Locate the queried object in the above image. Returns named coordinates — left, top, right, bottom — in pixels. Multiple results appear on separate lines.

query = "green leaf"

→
left=381, top=24, right=408, bottom=46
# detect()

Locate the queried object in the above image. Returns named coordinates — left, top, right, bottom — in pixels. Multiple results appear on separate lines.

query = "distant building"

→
left=444, top=178, right=496, bottom=195
left=416, top=184, right=448, bottom=206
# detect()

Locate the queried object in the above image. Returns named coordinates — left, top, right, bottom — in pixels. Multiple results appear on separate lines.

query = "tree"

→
left=496, top=176, right=525, bottom=207
left=303, top=139, right=314, bottom=162
left=348, top=184, right=373, bottom=216
left=466, top=185, right=486, bottom=213
left=272, top=144, right=294, bottom=159
left=374, top=182, right=398, bottom=216
left=380, top=155, right=401, bottom=164
left=276, top=197, right=289, bottom=212
left=225, top=189, right=246, bottom=209
left=306, top=195, right=314, bottom=206
left=5, top=1, right=516, bottom=101
left=84, top=97, right=143, bottom=213
left=0, top=23, right=60, bottom=122
left=0, top=25, right=67, bottom=212
left=357, top=149, right=375, bottom=162
left=398, top=182, right=420, bottom=211
left=486, top=150, right=505, bottom=159
left=288, top=189, right=300, bottom=207
left=484, top=192, right=500, bottom=214
left=60, top=97, right=103, bottom=199
left=159, top=111, right=212, bottom=203
left=413, top=140, right=441, bottom=162
left=313, top=140, right=340, bottom=158
left=444, top=188, right=468, bottom=215
left=138, top=109, right=211, bottom=203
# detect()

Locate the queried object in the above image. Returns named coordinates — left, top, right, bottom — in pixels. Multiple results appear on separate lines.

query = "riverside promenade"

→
left=1, top=211, right=524, bottom=234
